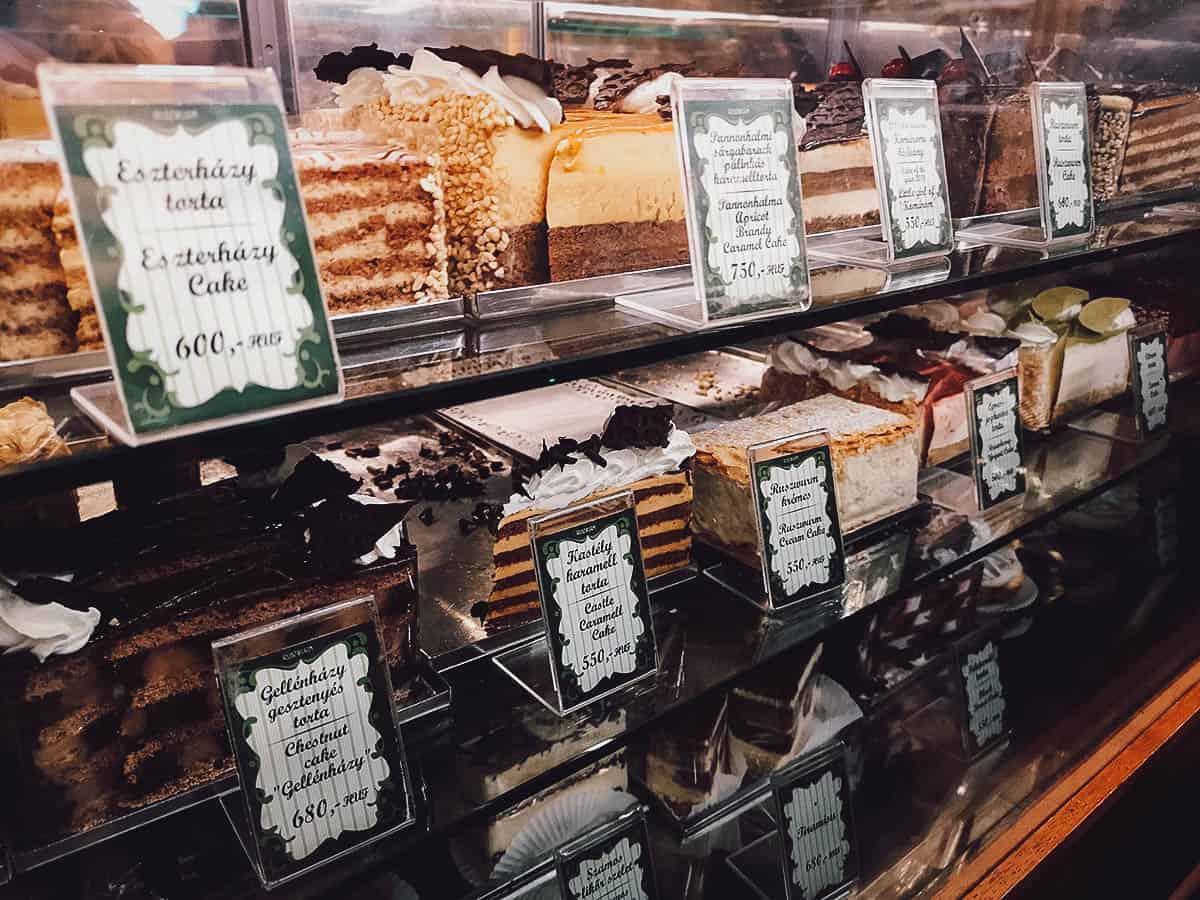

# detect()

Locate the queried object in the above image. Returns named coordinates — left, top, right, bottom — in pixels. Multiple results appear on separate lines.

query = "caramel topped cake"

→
left=0, top=456, right=420, bottom=850
left=546, top=109, right=686, bottom=281
left=293, top=136, right=449, bottom=311
left=488, top=404, right=695, bottom=624
left=691, top=395, right=918, bottom=558
left=0, top=141, right=74, bottom=360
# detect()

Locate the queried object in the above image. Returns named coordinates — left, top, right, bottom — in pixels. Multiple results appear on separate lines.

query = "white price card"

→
left=213, top=598, right=413, bottom=888
left=39, top=64, right=341, bottom=445
left=1031, top=82, right=1095, bottom=244
left=862, top=78, right=954, bottom=265
left=772, top=743, right=858, bottom=900
left=748, top=430, right=846, bottom=612
left=966, top=370, right=1027, bottom=511
left=670, top=78, right=811, bottom=323
left=530, top=492, right=659, bottom=714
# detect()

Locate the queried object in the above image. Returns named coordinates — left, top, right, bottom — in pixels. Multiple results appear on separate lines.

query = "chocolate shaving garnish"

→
left=842, top=41, right=865, bottom=81
left=601, top=404, right=673, bottom=451
left=908, top=48, right=951, bottom=80
left=303, top=495, right=414, bottom=570
left=458, top=518, right=478, bottom=536
left=656, top=95, right=673, bottom=120
left=470, top=600, right=491, bottom=623
left=865, top=313, right=958, bottom=350
left=418, top=507, right=435, bottom=526
left=974, top=335, right=1022, bottom=359
left=324, top=441, right=343, bottom=451
left=314, top=44, right=411, bottom=84
left=272, top=455, right=360, bottom=514
left=593, top=63, right=694, bottom=111
left=551, top=57, right=632, bottom=105
left=960, top=28, right=990, bottom=82
left=798, top=83, right=866, bottom=150
left=429, top=45, right=554, bottom=94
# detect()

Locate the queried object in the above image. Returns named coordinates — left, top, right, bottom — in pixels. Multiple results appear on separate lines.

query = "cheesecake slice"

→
left=546, top=109, right=687, bottom=281
left=691, top=395, right=918, bottom=560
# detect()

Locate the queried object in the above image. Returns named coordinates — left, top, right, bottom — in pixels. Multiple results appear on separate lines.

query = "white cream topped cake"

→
left=488, top=404, right=695, bottom=625
left=691, top=395, right=918, bottom=560
left=961, top=287, right=1149, bottom=429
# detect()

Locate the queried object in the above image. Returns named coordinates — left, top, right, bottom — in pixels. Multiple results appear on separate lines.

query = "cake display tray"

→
left=604, top=350, right=770, bottom=421
left=440, top=378, right=717, bottom=461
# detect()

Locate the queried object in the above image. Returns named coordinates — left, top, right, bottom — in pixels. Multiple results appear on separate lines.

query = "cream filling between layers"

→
left=799, top=139, right=874, bottom=175
left=769, top=341, right=927, bottom=403
left=802, top=189, right=879, bottom=225
left=546, top=124, right=684, bottom=229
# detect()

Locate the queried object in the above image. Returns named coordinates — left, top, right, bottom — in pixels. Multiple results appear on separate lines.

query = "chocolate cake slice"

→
left=0, top=456, right=420, bottom=851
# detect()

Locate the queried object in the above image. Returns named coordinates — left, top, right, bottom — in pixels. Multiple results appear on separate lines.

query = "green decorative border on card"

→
left=681, top=97, right=810, bottom=320
left=219, top=624, right=408, bottom=884
left=1038, top=91, right=1094, bottom=240
left=53, top=103, right=337, bottom=434
left=968, top=375, right=1026, bottom=510
left=753, top=445, right=846, bottom=610
left=534, top=507, right=656, bottom=711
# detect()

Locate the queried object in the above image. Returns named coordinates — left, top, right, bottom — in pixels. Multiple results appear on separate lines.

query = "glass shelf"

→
left=1, top=198, right=1198, bottom=503
left=5, top=386, right=1186, bottom=895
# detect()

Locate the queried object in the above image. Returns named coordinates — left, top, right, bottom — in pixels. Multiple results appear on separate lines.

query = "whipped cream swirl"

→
left=1009, top=321, right=1058, bottom=345
left=613, top=71, right=683, bottom=114
left=0, top=584, right=100, bottom=662
left=335, top=49, right=564, bottom=133
left=938, top=338, right=1019, bottom=374
left=503, top=427, right=695, bottom=516
left=770, top=341, right=927, bottom=403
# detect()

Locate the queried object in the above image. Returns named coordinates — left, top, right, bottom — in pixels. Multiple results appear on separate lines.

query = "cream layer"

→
left=799, top=139, right=874, bottom=175
left=546, top=115, right=682, bottom=229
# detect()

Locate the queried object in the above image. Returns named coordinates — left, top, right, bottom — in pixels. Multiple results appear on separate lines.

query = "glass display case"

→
left=1, top=1, right=1199, bottom=898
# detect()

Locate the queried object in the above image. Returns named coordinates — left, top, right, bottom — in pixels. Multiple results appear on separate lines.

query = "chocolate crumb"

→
left=324, top=441, right=343, bottom=451
left=470, top=600, right=491, bottom=623
left=459, top=519, right=478, bottom=536
left=419, top=507, right=435, bottom=526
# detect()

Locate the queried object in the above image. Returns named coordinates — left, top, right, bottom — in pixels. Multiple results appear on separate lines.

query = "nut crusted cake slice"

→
left=0, top=142, right=75, bottom=360
left=691, top=394, right=918, bottom=560
left=292, top=136, right=450, bottom=312
left=487, top=405, right=695, bottom=625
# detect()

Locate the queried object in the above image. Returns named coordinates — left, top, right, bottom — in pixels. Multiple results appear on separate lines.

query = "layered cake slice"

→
left=1118, top=87, right=1200, bottom=196
left=795, top=81, right=881, bottom=234
left=488, top=405, right=695, bottom=625
left=640, top=693, right=730, bottom=818
left=50, top=192, right=100, bottom=350
left=962, top=287, right=1146, bottom=429
left=0, top=456, right=420, bottom=850
left=546, top=108, right=686, bottom=280
left=293, top=135, right=450, bottom=311
left=691, top=395, right=918, bottom=556
left=0, top=141, right=75, bottom=360
left=728, top=643, right=823, bottom=778
left=759, top=317, right=1017, bottom=463
left=322, top=47, right=568, bottom=293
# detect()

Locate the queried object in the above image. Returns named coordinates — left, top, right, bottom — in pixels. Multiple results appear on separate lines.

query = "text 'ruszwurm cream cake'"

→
left=292, top=133, right=450, bottom=312
left=0, top=141, right=75, bottom=360
left=691, top=394, right=919, bottom=563
left=489, top=405, right=695, bottom=625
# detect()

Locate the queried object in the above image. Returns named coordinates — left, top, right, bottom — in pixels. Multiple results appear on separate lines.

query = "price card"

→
left=1031, top=82, right=1095, bottom=244
left=957, top=633, right=1009, bottom=758
left=772, top=743, right=858, bottom=900
left=748, top=431, right=846, bottom=612
left=530, top=492, right=659, bottom=715
left=213, top=598, right=412, bottom=888
left=670, top=77, right=811, bottom=323
left=966, top=370, right=1027, bottom=511
left=39, top=64, right=340, bottom=445
left=862, top=78, right=954, bottom=265
left=556, top=805, right=659, bottom=900
left=1130, top=325, right=1170, bottom=435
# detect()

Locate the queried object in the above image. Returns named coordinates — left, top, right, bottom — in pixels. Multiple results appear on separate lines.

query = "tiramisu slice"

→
left=489, top=405, right=695, bottom=625
left=691, top=395, right=918, bottom=559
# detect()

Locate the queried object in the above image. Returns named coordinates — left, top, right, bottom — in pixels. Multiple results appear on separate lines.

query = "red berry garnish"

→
left=940, top=59, right=970, bottom=83
left=881, top=57, right=911, bottom=78
left=829, top=61, right=857, bottom=81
